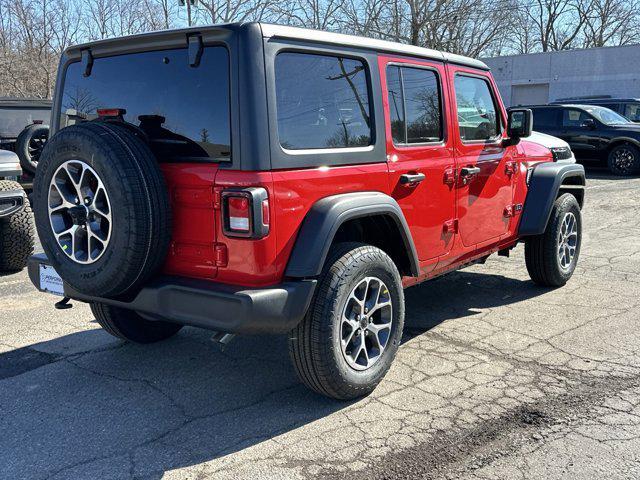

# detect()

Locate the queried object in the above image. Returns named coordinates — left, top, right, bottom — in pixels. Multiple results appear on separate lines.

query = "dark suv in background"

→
left=528, top=104, right=640, bottom=175
left=551, top=96, right=640, bottom=123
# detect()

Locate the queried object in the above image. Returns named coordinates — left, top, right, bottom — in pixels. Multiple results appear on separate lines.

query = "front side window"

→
left=386, top=65, right=443, bottom=145
left=275, top=52, right=372, bottom=150
left=454, top=75, right=500, bottom=141
left=562, top=109, right=592, bottom=127
left=625, top=104, right=640, bottom=122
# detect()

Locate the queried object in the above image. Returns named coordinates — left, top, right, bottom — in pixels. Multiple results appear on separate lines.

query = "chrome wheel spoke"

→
left=48, top=160, right=112, bottom=264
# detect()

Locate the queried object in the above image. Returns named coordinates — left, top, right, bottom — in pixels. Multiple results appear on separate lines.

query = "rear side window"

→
left=386, top=65, right=443, bottom=145
left=532, top=108, right=558, bottom=129
left=454, top=75, right=500, bottom=141
left=61, top=47, right=231, bottom=162
left=275, top=52, right=372, bottom=150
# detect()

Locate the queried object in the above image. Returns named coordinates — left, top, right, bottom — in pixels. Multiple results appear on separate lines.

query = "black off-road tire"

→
left=90, top=303, right=182, bottom=343
left=33, top=122, right=171, bottom=298
left=289, top=243, right=404, bottom=400
left=607, top=144, right=640, bottom=176
left=0, top=180, right=35, bottom=272
left=525, top=193, right=582, bottom=287
left=16, top=124, right=49, bottom=174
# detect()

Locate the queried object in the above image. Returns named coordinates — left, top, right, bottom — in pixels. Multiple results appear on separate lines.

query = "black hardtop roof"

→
left=63, top=22, right=489, bottom=71
left=0, top=97, right=52, bottom=108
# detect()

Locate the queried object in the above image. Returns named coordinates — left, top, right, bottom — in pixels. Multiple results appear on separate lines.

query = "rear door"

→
left=380, top=56, right=457, bottom=262
left=448, top=66, right=514, bottom=247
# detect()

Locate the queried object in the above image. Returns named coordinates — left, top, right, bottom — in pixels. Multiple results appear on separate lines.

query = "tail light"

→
left=221, top=188, right=269, bottom=239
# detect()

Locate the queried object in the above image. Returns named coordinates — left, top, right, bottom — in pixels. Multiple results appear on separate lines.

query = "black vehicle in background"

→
left=551, top=96, right=640, bottom=123
left=0, top=98, right=52, bottom=187
left=527, top=104, right=640, bottom=175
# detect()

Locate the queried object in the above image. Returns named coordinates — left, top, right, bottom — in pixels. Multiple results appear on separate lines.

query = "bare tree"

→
left=579, top=0, right=640, bottom=48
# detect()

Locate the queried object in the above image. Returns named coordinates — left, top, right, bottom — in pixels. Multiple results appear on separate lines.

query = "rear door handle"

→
left=460, top=167, right=481, bottom=177
left=399, top=173, right=426, bottom=185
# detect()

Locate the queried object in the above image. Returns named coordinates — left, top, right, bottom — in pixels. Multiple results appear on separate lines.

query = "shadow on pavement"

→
left=0, top=269, right=548, bottom=479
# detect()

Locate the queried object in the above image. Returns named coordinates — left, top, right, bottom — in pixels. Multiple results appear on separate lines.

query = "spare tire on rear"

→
left=33, top=122, right=171, bottom=298
left=16, top=123, right=49, bottom=174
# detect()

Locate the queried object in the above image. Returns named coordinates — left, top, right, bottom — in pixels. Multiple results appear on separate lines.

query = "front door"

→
left=558, top=108, right=601, bottom=160
left=380, top=56, right=456, bottom=261
left=448, top=67, right=514, bottom=248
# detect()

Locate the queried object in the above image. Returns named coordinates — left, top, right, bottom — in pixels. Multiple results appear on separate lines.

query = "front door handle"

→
left=399, top=173, right=426, bottom=185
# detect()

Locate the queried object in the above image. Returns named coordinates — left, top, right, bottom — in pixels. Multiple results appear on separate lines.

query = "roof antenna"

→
left=82, top=50, right=94, bottom=77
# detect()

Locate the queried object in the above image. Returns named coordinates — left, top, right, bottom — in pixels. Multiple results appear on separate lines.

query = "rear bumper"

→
left=28, top=254, right=317, bottom=335
left=0, top=188, right=26, bottom=217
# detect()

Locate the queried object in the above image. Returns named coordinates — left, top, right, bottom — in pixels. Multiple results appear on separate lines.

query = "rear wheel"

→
left=525, top=193, right=582, bottom=287
left=0, top=180, right=35, bottom=272
left=607, top=144, right=640, bottom=176
left=289, top=243, right=404, bottom=400
left=90, top=303, right=182, bottom=343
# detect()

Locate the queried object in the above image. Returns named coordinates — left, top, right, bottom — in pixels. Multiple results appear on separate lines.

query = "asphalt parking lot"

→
left=1, top=169, right=639, bottom=480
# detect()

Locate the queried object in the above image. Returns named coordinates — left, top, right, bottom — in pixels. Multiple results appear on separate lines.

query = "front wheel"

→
left=0, top=180, right=35, bottom=272
left=525, top=193, right=582, bottom=287
left=289, top=243, right=404, bottom=400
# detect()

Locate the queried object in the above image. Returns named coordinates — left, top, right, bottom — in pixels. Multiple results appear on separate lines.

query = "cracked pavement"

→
left=1, top=169, right=639, bottom=479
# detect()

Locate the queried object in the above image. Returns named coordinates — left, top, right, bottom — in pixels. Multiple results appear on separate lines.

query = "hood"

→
left=0, top=149, right=20, bottom=165
left=525, top=131, right=570, bottom=149
left=609, top=123, right=640, bottom=134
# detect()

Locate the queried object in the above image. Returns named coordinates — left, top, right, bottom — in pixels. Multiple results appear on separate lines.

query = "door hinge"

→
left=443, top=219, right=458, bottom=234
left=503, top=203, right=523, bottom=217
left=505, top=161, right=517, bottom=176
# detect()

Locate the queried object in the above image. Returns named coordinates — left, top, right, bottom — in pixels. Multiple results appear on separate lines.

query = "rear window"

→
left=60, top=47, right=231, bottom=162
left=0, top=108, right=50, bottom=138
left=275, top=52, right=372, bottom=150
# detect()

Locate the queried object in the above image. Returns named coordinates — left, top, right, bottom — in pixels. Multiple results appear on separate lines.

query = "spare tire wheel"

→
left=33, top=122, right=171, bottom=298
left=16, top=123, right=49, bottom=174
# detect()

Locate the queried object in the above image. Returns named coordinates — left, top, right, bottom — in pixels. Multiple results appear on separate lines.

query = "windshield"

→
left=61, top=47, right=231, bottom=162
left=583, top=106, right=630, bottom=125
left=0, top=108, right=50, bottom=137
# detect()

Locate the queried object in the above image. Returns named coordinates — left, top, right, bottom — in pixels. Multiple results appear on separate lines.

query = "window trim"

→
left=274, top=49, right=375, bottom=154
left=453, top=72, right=504, bottom=145
left=386, top=62, right=446, bottom=148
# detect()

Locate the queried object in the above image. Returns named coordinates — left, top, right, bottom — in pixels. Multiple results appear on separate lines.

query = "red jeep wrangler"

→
left=28, top=23, right=585, bottom=400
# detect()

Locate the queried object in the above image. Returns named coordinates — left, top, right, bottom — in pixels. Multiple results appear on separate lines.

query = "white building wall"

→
left=483, top=44, right=640, bottom=106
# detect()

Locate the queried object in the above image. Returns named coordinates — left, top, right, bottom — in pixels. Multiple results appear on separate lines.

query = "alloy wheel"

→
left=340, top=276, right=393, bottom=371
left=48, top=160, right=112, bottom=264
left=557, top=212, right=578, bottom=270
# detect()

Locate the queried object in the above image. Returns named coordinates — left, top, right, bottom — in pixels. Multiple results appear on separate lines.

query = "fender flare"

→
left=608, top=136, right=640, bottom=151
left=519, top=162, right=585, bottom=236
left=285, top=191, right=420, bottom=278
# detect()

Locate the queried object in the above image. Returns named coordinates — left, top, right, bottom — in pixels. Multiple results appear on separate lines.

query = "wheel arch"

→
left=284, top=192, right=420, bottom=278
left=606, top=137, right=640, bottom=153
left=519, top=162, right=585, bottom=236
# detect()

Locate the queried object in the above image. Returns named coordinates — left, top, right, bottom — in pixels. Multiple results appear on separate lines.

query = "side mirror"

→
left=581, top=118, right=596, bottom=129
left=505, top=108, right=532, bottom=146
